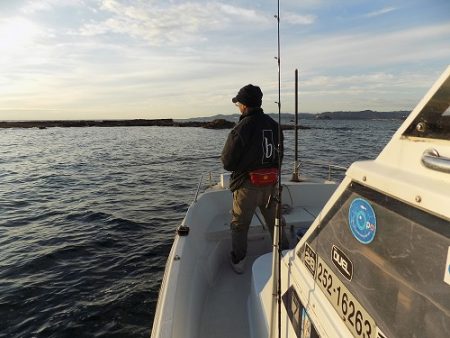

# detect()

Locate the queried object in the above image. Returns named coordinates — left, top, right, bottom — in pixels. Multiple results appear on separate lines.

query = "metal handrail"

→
left=297, top=160, right=347, bottom=171
left=296, top=160, right=347, bottom=181
left=421, top=148, right=450, bottom=173
left=192, top=160, right=348, bottom=201
left=193, top=174, right=203, bottom=202
left=193, top=171, right=219, bottom=202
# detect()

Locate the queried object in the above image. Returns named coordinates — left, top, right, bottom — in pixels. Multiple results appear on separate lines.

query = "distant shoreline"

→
left=0, top=119, right=232, bottom=129
left=0, top=111, right=408, bottom=130
left=0, top=119, right=312, bottom=130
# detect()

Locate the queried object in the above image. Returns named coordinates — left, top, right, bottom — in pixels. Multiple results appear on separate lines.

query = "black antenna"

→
left=291, top=69, right=300, bottom=182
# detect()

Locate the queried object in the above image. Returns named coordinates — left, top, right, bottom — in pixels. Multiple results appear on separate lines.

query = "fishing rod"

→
left=270, top=0, right=282, bottom=337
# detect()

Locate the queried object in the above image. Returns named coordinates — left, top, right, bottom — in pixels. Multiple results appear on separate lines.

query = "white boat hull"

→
left=151, top=179, right=338, bottom=338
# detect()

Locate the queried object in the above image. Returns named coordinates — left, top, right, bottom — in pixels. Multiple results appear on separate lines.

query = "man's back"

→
left=221, top=107, right=282, bottom=191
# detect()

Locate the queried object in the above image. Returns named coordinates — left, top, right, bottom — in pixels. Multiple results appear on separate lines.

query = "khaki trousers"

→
left=231, top=179, right=288, bottom=262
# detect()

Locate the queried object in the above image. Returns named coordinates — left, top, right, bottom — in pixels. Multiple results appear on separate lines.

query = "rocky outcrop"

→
left=202, top=119, right=235, bottom=129
left=0, top=118, right=237, bottom=130
left=0, top=119, right=174, bottom=129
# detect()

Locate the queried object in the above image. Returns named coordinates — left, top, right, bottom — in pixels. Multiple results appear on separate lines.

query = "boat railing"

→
left=193, top=172, right=216, bottom=202
left=294, top=160, right=347, bottom=181
left=193, top=160, right=347, bottom=202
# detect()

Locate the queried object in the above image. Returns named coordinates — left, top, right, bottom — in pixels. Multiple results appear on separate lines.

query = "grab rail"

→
left=192, top=160, right=348, bottom=201
left=194, top=174, right=203, bottom=202
left=194, top=172, right=215, bottom=202
left=421, top=148, right=450, bottom=173
left=296, top=160, right=347, bottom=181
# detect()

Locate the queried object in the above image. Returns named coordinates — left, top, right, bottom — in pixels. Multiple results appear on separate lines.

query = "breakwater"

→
left=0, top=119, right=309, bottom=130
left=0, top=119, right=235, bottom=129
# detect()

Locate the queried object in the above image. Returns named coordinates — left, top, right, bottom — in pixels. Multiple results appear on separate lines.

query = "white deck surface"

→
left=151, top=181, right=339, bottom=338
left=199, top=254, right=260, bottom=338
left=197, top=206, right=323, bottom=338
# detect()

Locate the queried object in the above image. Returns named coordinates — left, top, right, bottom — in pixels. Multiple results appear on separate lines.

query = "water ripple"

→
left=0, top=122, right=400, bottom=337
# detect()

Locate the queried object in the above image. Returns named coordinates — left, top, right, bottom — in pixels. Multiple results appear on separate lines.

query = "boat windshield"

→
left=298, top=182, right=450, bottom=338
left=404, top=73, right=450, bottom=140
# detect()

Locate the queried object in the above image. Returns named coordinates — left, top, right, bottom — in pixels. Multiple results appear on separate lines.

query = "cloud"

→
left=283, top=12, right=316, bottom=25
left=2, top=0, right=449, bottom=119
left=285, top=22, right=450, bottom=71
left=301, top=72, right=430, bottom=93
left=294, top=71, right=434, bottom=112
left=78, top=0, right=271, bottom=46
left=365, top=6, right=397, bottom=18
left=278, top=22, right=450, bottom=112
left=218, top=4, right=268, bottom=23
left=21, top=0, right=85, bottom=14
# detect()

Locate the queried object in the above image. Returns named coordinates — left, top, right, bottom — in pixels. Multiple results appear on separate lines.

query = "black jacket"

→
left=221, top=108, right=283, bottom=191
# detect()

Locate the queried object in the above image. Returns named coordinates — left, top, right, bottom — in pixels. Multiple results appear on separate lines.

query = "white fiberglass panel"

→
left=297, top=182, right=450, bottom=338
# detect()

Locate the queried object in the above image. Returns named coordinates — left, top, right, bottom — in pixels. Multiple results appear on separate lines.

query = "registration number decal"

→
left=315, top=256, right=376, bottom=338
left=303, top=243, right=317, bottom=278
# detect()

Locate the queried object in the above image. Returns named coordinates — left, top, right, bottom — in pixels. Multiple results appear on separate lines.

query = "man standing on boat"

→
left=221, top=84, right=288, bottom=274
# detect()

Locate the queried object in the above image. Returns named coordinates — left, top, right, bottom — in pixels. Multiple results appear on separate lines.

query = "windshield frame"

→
left=403, top=74, right=450, bottom=140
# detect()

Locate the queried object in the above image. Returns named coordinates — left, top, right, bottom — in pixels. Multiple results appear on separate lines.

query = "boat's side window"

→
left=404, top=75, right=450, bottom=140
left=444, top=106, right=450, bottom=116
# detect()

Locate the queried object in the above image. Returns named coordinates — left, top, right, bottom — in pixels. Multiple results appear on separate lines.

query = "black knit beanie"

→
left=231, top=84, right=263, bottom=107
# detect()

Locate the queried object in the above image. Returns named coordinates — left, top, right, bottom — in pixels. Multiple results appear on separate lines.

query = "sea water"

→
left=0, top=119, right=401, bottom=337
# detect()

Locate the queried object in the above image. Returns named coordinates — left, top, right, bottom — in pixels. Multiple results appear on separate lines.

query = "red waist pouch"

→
left=249, top=168, right=279, bottom=186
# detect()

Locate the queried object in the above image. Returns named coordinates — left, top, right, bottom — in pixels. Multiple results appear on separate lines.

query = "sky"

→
left=0, top=0, right=449, bottom=120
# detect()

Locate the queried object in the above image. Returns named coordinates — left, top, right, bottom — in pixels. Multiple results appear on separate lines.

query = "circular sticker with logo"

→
left=348, top=198, right=377, bottom=244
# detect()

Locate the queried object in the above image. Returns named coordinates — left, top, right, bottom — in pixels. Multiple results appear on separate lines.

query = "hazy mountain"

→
left=177, top=110, right=409, bottom=123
